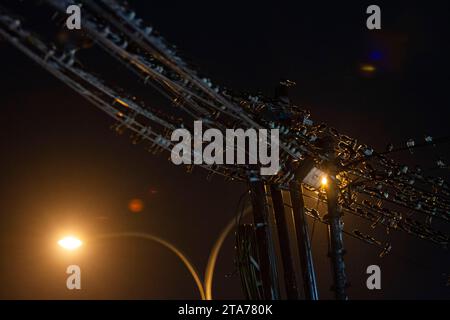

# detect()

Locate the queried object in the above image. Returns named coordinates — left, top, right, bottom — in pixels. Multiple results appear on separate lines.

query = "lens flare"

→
left=128, top=198, right=144, bottom=213
left=360, top=64, right=376, bottom=73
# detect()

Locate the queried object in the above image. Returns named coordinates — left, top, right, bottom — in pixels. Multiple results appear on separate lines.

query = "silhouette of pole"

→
left=322, top=137, right=348, bottom=300
left=249, top=177, right=280, bottom=300
left=270, top=185, right=300, bottom=299
left=289, top=178, right=319, bottom=300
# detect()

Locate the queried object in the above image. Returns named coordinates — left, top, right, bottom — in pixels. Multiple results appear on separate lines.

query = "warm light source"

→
left=360, top=64, right=376, bottom=73
left=302, top=166, right=326, bottom=189
left=321, top=176, right=328, bottom=187
left=58, top=236, right=82, bottom=250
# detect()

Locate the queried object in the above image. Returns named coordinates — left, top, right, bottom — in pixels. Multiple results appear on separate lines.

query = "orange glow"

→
left=128, top=198, right=144, bottom=213
left=321, top=176, right=328, bottom=187
left=58, top=236, right=82, bottom=250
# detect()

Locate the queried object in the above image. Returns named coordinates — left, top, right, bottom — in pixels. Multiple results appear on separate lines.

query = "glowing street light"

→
left=58, top=236, right=83, bottom=251
left=321, top=176, right=328, bottom=187
left=55, top=232, right=206, bottom=299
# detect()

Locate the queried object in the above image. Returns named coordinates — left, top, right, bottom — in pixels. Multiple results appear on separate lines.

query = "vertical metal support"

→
left=289, top=179, right=319, bottom=300
left=270, top=185, right=300, bottom=300
left=325, top=174, right=348, bottom=300
left=249, top=178, right=280, bottom=300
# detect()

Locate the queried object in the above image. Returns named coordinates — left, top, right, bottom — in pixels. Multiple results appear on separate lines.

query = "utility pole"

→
left=249, top=176, right=280, bottom=300
left=324, top=144, right=348, bottom=300
left=270, top=185, right=300, bottom=299
left=289, top=178, right=319, bottom=300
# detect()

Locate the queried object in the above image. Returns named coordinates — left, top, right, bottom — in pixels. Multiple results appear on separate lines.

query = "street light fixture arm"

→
left=94, top=232, right=206, bottom=300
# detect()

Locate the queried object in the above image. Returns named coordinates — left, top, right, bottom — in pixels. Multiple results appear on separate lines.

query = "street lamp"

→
left=57, top=232, right=205, bottom=300
left=56, top=203, right=247, bottom=300
left=58, top=236, right=83, bottom=251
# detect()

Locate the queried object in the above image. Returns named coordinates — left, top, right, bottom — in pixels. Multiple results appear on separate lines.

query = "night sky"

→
left=0, top=0, right=449, bottom=299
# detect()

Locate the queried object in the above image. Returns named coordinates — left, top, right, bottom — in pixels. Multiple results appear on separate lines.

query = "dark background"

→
left=0, top=0, right=449, bottom=299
